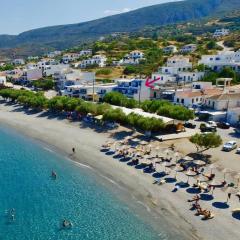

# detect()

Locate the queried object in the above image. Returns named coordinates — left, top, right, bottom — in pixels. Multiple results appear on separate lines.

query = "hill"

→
left=0, top=0, right=240, bottom=56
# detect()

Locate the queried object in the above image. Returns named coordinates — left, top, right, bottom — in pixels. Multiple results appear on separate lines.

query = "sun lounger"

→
left=201, top=212, right=214, bottom=220
left=158, top=179, right=166, bottom=185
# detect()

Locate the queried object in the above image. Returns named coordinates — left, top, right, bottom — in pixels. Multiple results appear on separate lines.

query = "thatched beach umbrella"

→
left=186, top=169, right=197, bottom=183
left=225, top=187, right=238, bottom=203
left=173, top=165, right=184, bottom=179
left=209, top=163, right=218, bottom=174
left=193, top=160, right=206, bottom=167
left=234, top=173, right=240, bottom=188
left=197, top=175, right=209, bottom=183
left=162, top=161, right=172, bottom=173
left=183, top=156, right=193, bottom=162
left=140, top=140, right=148, bottom=145
left=222, top=168, right=232, bottom=181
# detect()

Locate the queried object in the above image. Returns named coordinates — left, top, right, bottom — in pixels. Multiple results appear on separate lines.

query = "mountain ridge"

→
left=0, top=0, right=239, bottom=54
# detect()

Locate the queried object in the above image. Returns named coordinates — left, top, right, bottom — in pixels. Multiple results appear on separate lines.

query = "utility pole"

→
left=92, top=72, right=96, bottom=102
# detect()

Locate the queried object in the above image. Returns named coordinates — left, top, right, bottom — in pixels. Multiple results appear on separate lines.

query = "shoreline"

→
left=0, top=103, right=239, bottom=240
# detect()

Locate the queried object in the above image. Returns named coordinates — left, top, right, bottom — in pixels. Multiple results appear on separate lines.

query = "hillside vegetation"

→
left=0, top=0, right=239, bottom=56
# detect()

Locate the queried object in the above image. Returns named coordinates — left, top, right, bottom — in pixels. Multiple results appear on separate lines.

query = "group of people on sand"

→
left=188, top=195, right=214, bottom=220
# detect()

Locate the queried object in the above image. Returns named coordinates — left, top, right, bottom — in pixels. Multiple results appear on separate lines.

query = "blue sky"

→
left=1, top=0, right=177, bottom=35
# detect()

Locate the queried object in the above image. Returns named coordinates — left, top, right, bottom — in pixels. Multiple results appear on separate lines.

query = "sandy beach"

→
left=0, top=102, right=239, bottom=240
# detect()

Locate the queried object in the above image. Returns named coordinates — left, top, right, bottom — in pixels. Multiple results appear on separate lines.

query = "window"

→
left=177, top=98, right=179, bottom=103
left=181, top=99, right=184, bottom=104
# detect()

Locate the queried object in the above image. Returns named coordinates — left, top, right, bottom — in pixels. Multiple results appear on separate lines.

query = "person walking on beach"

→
left=72, top=147, right=75, bottom=154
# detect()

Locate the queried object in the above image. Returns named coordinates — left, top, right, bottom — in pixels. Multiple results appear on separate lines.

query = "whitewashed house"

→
left=55, top=69, right=95, bottom=90
left=174, top=82, right=222, bottom=107
left=118, top=50, right=145, bottom=65
left=0, top=76, right=7, bottom=85
left=12, top=59, right=25, bottom=65
left=180, top=44, right=197, bottom=53
left=63, top=83, right=117, bottom=101
left=198, top=50, right=240, bottom=72
left=22, top=68, right=43, bottom=81
left=47, top=51, right=62, bottom=58
left=79, top=55, right=107, bottom=68
left=62, top=53, right=80, bottom=64
left=213, top=29, right=230, bottom=38
left=163, top=45, right=178, bottom=54
left=79, top=49, right=92, bottom=56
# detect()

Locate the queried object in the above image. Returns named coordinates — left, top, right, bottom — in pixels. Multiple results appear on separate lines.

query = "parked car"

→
left=222, top=141, right=237, bottom=152
left=207, top=121, right=217, bottom=128
left=184, top=122, right=196, bottom=129
left=217, top=122, right=230, bottom=129
left=200, top=123, right=217, bottom=133
left=236, top=148, right=240, bottom=154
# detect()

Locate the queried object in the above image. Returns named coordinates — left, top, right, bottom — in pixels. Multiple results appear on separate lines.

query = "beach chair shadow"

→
left=212, top=202, right=229, bottom=209
left=186, top=187, right=201, bottom=194
left=152, top=172, right=166, bottom=178
left=105, top=150, right=115, bottom=155
left=200, top=194, right=214, bottom=201
left=119, top=157, right=131, bottom=162
left=143, top=167, right=155, bottom=174
left=232, top=212, right=240, bottom=220
left=164, top=177, right=177, bottom=183
left=135, top=164, right=146, bottom=170
left=175, top=182, right=189, bottom=188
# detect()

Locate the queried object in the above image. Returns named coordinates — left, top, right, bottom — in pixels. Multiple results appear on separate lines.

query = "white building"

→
left=63, top=83, right=117, bottom=101
left=79, top=55, right=107, bottom=68
left=213, top=28, right=230, bottom=38
left=27, top=56, right=39, bottom=61
left=47, top=51, right=62, bottom=58
left=12, top=59, right=25, bottom=65
left=62, top=53, right=80, bottom=64
left=128, top=50, right=144, bottom=59
left=150, top=56, right=203, bottom=85
left=118, top=50, right=145, bottom=65
left=180, top=44, right=197, bottom=53
left=113, top=78, right=150, bottom=101
left=174, top=82, right=223, bottom=107
left=55, top=69, right=95, bottom=90
left=204, top=93, right=240, bottom=111
left=198, top=50, right=240, bottom=72
left=22, top=68, right=43, bottom=81
left=79, top=49, right=92, bottom=56
left=163, top=45, right=178, bottom=54
left=0, top=76, right=7, bottom=85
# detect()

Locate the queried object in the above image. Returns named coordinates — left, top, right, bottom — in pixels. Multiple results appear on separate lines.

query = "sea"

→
left=0, top=125, right=172, bottom=240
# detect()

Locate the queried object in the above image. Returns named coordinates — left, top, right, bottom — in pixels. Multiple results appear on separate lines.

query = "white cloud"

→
left=104, top=8, right=131, bottom=16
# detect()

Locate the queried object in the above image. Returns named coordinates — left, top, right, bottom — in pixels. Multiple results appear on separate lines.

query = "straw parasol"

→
left=209, top=163, right=218, bottom=174
left=197, top=175, right=209, bottom=182
left=186, top=169, right=197, bottom=183
left=193, top=160, right=206, bottom=166
left=234, top=173, right=240, bottom=188
left=210, top=179, right=223, bottom=187
left=183, top=156, right=193, bottom=162
left=225, top=187, right=238, bottom=203
left=162, top=162, right=173, bottom=168
left=140, top=140, right=148, bottom=145
left=222, top=168, right=232, bottom=181
left=186, top=169, right=197, bottom=176
left=173, top=165, right=184, bottom=179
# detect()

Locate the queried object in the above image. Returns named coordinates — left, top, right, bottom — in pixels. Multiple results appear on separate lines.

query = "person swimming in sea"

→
left=51, top=171, right=57, bottom=179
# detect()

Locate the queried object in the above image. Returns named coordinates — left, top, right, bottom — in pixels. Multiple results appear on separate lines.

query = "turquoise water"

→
left=0, top=125, right=164, bottom=240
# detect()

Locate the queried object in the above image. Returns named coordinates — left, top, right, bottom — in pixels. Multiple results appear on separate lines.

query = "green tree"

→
left=190, top=133, right=222, bottom=152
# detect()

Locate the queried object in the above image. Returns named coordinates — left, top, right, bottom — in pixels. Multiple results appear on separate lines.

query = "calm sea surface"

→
left=0, top=125, right=172, bottom=240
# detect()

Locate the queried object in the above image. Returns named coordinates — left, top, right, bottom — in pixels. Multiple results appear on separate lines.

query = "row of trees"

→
left=103, top=92, right=195, bottom=121
left=0, top=89, right=165, bottom=133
